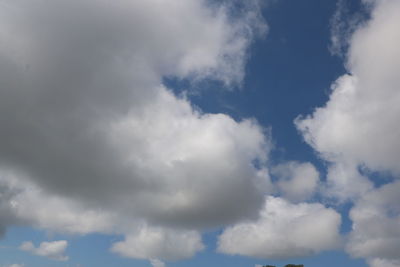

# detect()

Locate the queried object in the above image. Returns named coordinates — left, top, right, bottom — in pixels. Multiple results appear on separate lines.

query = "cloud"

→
left=368, top=259, right=400, bottom=267
left=0, top=0, right=268, bottom=263
left=0, top=182, right=19, bottom=237
left=272, top=161, right=319, bottom=202
left=3, top=265, right=24, bottom=267
left=296, top=0, right=400, bottom=264
left=347, top=181, right=400, bottom=264
left=296, top=0, right=400, bottom=201
left=20, top=240, right=68, bottom=261
left=0, top=170, right=116, bottom=234
left=217, top=196, right=342, bottom=259
left=111, top=225, right=204, bottom=261
left=0, top=0, right=269, bottom=228
left=329, top=0, right=370, bottom=57
left=108, top=90, right=271, bottom=229
left=150, top=259, right=166, bottom=267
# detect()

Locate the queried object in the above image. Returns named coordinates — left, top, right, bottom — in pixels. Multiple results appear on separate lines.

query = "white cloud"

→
left=3, top=264, right=24, bottom=267
left=347, top=181, right=400, bottom=263
left=272, top=161, right=319, bottom=202
left=322, top=161, right=373, bottom=202
left=0, top=170, right=116, bottom=235
left=20, top=240, right=68, bottom=261
left=0, top=0, right=268, bottom=263
left=296, top=0, right=400, bottom=263
left=329, top=0, right=369, bottom=57
left=108, top=89, right=272, bottom=229
left=111, top=225, right=204, bottom=261
left=217, top=196, right=342, bottom=259
left=296, top=0, right=400, bottom=201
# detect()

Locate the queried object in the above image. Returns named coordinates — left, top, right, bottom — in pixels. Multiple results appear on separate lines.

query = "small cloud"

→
left=19, top=240, right=68, bottom=261
left=111, top=225, right=203, bottom=261
left=19, top=241, right=34, bottom=251
left=218, top=196, right=342, bottom=259
left=272, top=161, right=319, bottom=202
left=150, top=259, right=166, bottom=267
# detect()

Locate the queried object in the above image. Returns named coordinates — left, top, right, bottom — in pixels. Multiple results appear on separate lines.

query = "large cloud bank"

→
left=0, top=0, right=270, bottom=263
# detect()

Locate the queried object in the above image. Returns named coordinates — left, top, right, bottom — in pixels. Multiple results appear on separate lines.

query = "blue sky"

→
left=1, top=0, right=400, bottom=267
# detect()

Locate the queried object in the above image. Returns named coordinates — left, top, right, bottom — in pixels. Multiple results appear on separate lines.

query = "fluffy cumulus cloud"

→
left=296, top=0, right=400, bottom=201
left=217, top=196, right=341, bottom=259
left=296, top=0, right=400, bottom=265
left=20, top=240, right=68, bottom=261
left=111, top=225, right=204, bottom=261
left=109, top=90, right=271, bottom=229
left=0, top=0, right=270, bottom=263
left=0, top=170, right=116, bottom=234
left=272, top=161, right=319, bottom=202
left=347, top=181, right=400, bottom=265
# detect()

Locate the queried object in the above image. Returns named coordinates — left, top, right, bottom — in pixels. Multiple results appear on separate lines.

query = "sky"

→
left=0, top=0, right=399, bottom=267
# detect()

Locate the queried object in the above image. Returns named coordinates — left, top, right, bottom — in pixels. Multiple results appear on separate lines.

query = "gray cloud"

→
left=0, top=0, right=267, bottom=227
left=368, top=258, right=400, bottom=267
left=0, top=0, right=270, bottom=263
